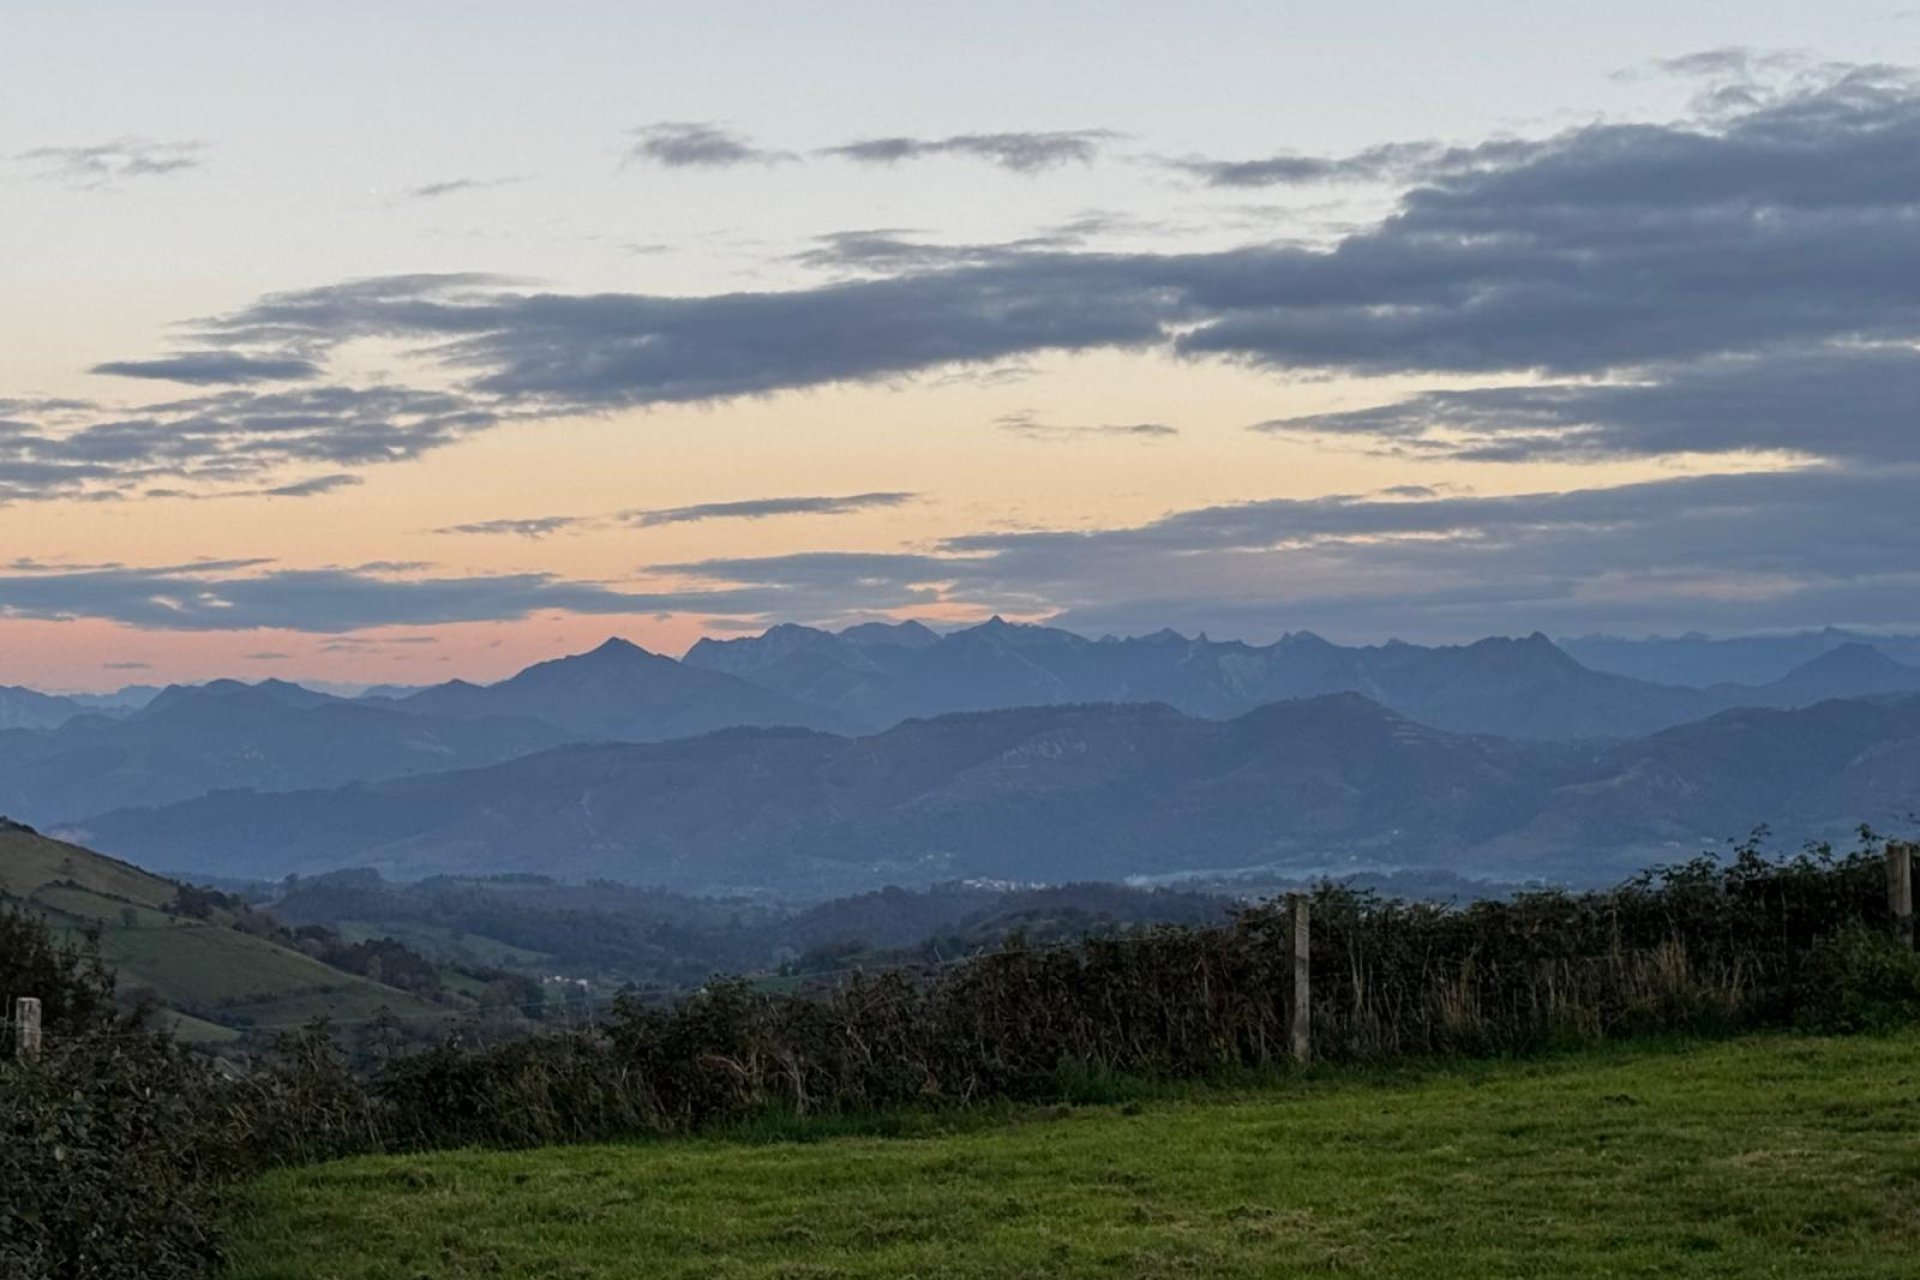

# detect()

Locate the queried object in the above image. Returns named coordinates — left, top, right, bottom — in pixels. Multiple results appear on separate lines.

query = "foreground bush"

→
left=1, top=913, right=236, bottom=1279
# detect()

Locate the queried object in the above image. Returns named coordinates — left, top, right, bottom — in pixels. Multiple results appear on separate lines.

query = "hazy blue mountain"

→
left=0, top=685, right=88, bottom=731
left=689, top=621, right=1727, bottom=740
left=64, top=685, right=162, bottom=714
left=837, top=620, right=941, bottom=650
left=72, top=693, right=1920, bottom=894
left=380, top=636, right=849, bottom=741
left=7, top=627, right=1918, bottom=834
left=0, top=678, right=570, bottom=822
left=1736, top=643, right=1920, bottom=706
left=1559, top=629, right=1920, bottom=687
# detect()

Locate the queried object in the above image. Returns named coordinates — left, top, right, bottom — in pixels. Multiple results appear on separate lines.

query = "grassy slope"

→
left=226, top=1031, right=1920, bottom=1279
left=1, top=828, right=445, bottom=1033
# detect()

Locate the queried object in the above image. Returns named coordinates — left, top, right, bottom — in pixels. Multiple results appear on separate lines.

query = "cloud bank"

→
left=14, top=63, right=1920, bottom=638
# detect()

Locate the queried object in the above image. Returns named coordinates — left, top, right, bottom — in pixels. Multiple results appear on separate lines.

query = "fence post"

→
left=1889, top=842, right=1915, bottom=950
left=1289, top=893, right=1311, bottom=1066
left=13, top=997, right=42, bottom=1062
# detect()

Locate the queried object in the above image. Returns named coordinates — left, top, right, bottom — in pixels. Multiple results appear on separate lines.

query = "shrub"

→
left=1796, top=923, right=1920, bottom=1034
left=1, top=913, right=238, bottom=1280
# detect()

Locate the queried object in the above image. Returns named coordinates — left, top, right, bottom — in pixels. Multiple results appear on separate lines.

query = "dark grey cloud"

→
left=433, top=516, right=584, bottom=539
left=404, top=176, right=524, bottom=200
left=155, top=66, right=1920, bottom=424
left=790, top=229, right=1062, bottom=273
left=0, top=563, right=788, bottom=633
left=660, top=466, right=1920, bottom=639
left=626, top=123, right=791, bottom=168
left=261, top=475, right=363, bottom=498
left=91, top=353, right=322, bottom=385
left=821, top=130, right=1118, bottom=172
left=624, top=492, right=918, bottom=527
left=1255, top=348, right=1920, bottom=464
left=1165, top=140, right=1454, bottom=188
left=0, top=382, right=511, bottom=503
left=994, top=412, right=1178, bottom=443
left=430, top=494, right=917, bottom=539
left=16, top=137, right=203, bottom=187
left=194, top=267, right=1171, bottom=408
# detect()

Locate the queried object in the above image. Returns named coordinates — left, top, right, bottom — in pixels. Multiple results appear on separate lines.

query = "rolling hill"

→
left=0, top=820, right=450, bottom=1040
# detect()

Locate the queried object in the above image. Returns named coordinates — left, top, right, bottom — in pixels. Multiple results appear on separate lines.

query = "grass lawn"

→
left=225, top=1031, right=1920, bottom=1279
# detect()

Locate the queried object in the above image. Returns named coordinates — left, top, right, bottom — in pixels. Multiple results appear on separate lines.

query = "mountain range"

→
left=68, top=691, right=1920, bottom=895
left=680, top=620, right=1920, bottom=739
left=3, top=624, right=1919, bottom=843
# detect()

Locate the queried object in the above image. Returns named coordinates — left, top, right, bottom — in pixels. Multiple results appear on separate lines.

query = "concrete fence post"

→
left=1889, top=842, right=1915, bottom=950
left=1289, top=893, right=1311, bottom=1066
left=13, top=996, right=42, bottom=1062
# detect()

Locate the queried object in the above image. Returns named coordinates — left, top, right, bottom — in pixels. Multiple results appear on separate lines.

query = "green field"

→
left=225, top=1031, right=1920, bottom=1279
left=2, top=827, right=449, bottom=1034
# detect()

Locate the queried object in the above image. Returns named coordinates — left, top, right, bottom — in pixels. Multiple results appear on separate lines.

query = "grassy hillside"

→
left=0, top=824, right=447, bottom=1038
left=225, top=1031, right=1920, bottom=1279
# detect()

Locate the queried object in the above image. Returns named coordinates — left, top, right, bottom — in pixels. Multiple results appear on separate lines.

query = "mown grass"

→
left=225, top=1030, right=1920, bottom=1279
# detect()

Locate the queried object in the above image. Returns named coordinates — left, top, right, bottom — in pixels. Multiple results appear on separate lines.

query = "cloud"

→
left=433, top=516, right=584, bottom=539
left=821, top=130, right=1118, bottom=172
left=29, top=62, right=1920, bottom=521
left=0, top=382, right=511, bottom=504
left=102, top=661, right=153, bottom=671
left=790, top=229, right=1062, bottom=273
left=659, top=466, right=1920, bottom=639
left=0, top=563, right=796, bottom=633
left=625, top=122, right=791, bottom=168
left=261, top=474, right=364, bottom=498
left=16, top=465, right=1920, bottom=639
left=623, top=492, right=918, bottom=527
left=994, top=412, right=1178, bottom=443
left=404, top=176, right=524, bottom=200
left=1254, top=348, right=1920, bottom=464
left=91, top=353, right=323, bottom=385
left=154, top=66, right=1920, bottom=418
left=16, top=137, right=204, bottom=187
left=1164, top=140, right=1454, bottom=188
left=430, top=494, right=916, bottom=538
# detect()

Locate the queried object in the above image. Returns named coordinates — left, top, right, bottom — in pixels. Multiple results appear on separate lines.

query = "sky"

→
left=5, top=1, right=1920, bottom=689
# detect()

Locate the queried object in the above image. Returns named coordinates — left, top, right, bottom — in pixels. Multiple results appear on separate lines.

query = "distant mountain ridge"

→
left=2, top=625, right=1917, bottom=834
left=684, top=620, right=1920, bottom=740
left=1560, top=629, right=1920, bottom=687
left=0, top=685, right=87, bottom=731
left=0, top=679, right=570, bottom=822
left=72, top=692, right=1920, bottom=894
left=374, top=637, right=850, bottom=740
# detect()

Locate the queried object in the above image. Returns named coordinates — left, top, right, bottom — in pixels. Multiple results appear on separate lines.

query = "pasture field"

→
left=225, top=1030, right=1920, bottom=1279
left=2, top=827, right=449, bottom=1033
